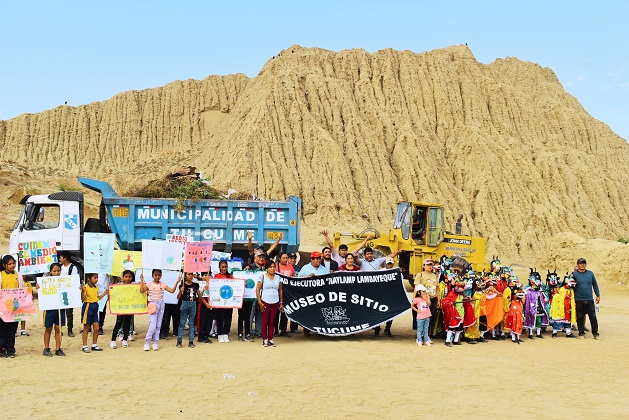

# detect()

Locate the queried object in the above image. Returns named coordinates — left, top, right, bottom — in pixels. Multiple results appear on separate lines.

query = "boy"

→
left=80, top=273, right=108, bottom=352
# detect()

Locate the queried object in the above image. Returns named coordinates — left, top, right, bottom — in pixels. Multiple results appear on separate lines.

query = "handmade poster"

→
left=231, top=270, right=263, bottom=300
left=184, top=242, right=213, bottom=273
left=280, top=269, right=411, bottom=336
left=108, top=284, right=147, bottom=315
left=166, top=234, right=193, bottom=243
left=36, top=275, right=82, bottom=310
left=16, top=238, right=58, bottom=275
left=0, top=288, right=37, bottom=322
left=110, top=250, right=142, bottom=275
left=208, top=278, right=245, bottom=308
left=84, top=232, right=115, bottom=273
left=97, top=274, right=110, bottom=312
left=141, top=240, right=183, bottom=271
left=135, top=268, right=181, bottom=304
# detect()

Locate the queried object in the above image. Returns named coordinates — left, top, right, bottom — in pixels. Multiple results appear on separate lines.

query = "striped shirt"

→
left=146, top=281, right=166, bottom=302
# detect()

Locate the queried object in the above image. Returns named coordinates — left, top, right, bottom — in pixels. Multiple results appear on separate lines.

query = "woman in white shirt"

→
left=256, top=261, right=284, bottom=347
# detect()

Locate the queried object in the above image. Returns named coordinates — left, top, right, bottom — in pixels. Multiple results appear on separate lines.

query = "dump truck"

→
left=333, top=201, right=487, bottom=287
left=9, top=177, right=302, bottom=265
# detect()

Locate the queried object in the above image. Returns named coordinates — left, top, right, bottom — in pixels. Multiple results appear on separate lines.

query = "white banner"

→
left=36, top=275, right=82, bottom=310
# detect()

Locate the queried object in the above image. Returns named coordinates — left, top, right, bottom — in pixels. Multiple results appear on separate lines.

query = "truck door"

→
left=13, top=201, right=64, bottom=250
left=427, top=207, right=444, bottom=246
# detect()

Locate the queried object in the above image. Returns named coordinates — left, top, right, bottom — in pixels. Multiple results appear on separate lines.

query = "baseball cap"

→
left=415, top=284, right=427, bottom=292
left=288, top=252, right=297, bottom=259
left=385, top=257, right=394, bottom=264
left=577, top=258, right=587, bottom=264
left=254, top=249, right=266, bottom=257
left=423, top=258, right=433, bottom=265
left=310, top=251, right=322, bottom=259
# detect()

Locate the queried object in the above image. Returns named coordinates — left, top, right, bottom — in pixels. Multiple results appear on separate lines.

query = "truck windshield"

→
left=393, top=202, right=411, bottom=240
left=24, top=204, right=60, bottom=230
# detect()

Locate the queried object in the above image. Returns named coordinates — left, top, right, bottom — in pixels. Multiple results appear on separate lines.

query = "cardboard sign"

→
left=17, top=238, right=58, bottom=274
left=84, top=233, right=115, bottom=273
left=208, top=278, right=245, bottom=308
left=108, top=284, right=147, bottom=315
left=135, top=268, right=181, bottom=304
left=231, top=270, right=263, bottom=300
left=141, top=240, right=183, bottom=271
left=184, top=242, right=213, bottom=273
left=37, top=275, right=82, bottom=310
left=166, top=234, right=193, bottom=243
left=0, top=289, right=37, bottom=322
left=111, top=250, right=142, bottom=275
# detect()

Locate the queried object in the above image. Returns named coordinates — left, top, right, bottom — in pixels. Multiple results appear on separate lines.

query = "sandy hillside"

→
left=1, top=45, right=628, bottom=266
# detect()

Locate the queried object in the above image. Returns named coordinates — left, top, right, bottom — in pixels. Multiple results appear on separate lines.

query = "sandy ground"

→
left=2, top=289, right=628, bottom=419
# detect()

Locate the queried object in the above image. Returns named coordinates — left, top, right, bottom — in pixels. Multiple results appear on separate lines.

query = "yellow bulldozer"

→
left=333, top=201, right=487, bottom=286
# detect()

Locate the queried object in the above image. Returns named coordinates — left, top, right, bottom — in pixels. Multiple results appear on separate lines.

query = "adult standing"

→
left=299, top=251, right=330, bottom=336
left=338, top=253, right=360, bottom=272
left=248, top=250, right=267, bottom=337
left=358, top=247, right=402, bottom=271
left=374, top=257, right=397, bottom=337
left=321, top=230, right=370, bottom=267
left=413, top=259, right=439, bottom=333
left=256, top=261, right=284, bottom=347
left=573, top=258, right=601, bottom=339
left=321, top=247, right=339, bottom=272
left=275, top=252, right=295, bottom=336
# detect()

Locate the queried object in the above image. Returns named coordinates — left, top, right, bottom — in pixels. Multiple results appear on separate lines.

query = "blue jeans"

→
left=416, top=317, right=430, bottom=343
left=178, top=301, right=197, bottom=343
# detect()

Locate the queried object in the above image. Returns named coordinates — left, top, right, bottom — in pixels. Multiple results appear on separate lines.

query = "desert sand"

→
left=4, top=289, right=627, bottom=419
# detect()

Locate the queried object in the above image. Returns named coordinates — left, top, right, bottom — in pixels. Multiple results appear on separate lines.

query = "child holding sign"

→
left=0, top=255, right=24, bottom=358
left=140, top=269, right=181, bottom=351
left=80, top=273, right=109, bottom=353
left=176, top=272, right=205, bottom=348
left=110, top=270, right=136, bottom=349
left=40, top=263, right=67, bottom=356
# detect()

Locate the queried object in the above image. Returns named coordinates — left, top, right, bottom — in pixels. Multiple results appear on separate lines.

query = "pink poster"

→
left=0, top=288, right=37, bottom=322
left=184, top=242, right=213, bottom=273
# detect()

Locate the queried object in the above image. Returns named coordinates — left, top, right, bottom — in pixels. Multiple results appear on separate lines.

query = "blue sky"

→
left=1, top=1, right=627, bottom=140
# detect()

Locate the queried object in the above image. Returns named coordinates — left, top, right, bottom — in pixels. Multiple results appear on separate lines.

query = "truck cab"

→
left=393, top=201, right=444, bottom=247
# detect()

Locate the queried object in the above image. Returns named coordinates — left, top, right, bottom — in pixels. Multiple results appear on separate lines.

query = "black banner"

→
left=280, top=269, right=410, bottom=336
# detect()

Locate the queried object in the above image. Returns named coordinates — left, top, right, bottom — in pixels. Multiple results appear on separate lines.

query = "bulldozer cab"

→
left=393, top=202, right=444, bottom=246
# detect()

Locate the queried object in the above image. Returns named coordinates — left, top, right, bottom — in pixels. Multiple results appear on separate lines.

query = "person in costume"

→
left=505, top=288, right=525, bottom=344
left=483, top=277, right=505, bottom=340
left=550, top=274, right=577, bottom=338
left=524, top=273, right=549, bottom=339
left=464, top=275, right=486, bottom=343
left=441, top=276, right=475, bottom=347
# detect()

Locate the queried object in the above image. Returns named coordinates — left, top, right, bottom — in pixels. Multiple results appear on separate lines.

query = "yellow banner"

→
left=110, top=250, right=142, bottom=276
left=108, top=284, right=147, bottom=315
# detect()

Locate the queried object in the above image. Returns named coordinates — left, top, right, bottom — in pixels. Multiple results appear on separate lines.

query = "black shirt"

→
left=180, top=282, right=200, bottom=302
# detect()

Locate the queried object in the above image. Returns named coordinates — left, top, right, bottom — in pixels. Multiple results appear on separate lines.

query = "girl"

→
left=338, top=253, right=360, bottom=272
left=411, top=285, right=432, bottom=346
left=109, top=270, right=136, bottom=349
left=0, top=255, right=25, bottom=358
left=214, top=261, right=234, bottom=343
left=41, top=263, right=67, bottom=356
left=177, top=272, right=203, bottom=348
left=140, top=269, right=181, bottom=351
left=256, top=260, right=284, bottom=347
left=80, top=273, right=109, bottom=353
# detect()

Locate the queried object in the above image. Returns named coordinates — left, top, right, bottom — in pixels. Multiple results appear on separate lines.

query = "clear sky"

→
left=1, top=1, right=627, bottom=140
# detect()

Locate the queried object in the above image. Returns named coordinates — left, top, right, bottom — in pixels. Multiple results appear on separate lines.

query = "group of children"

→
left=411, top=256, right=583, bottom=348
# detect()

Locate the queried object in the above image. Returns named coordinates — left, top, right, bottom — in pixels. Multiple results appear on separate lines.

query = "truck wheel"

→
left=84, top=218, right=102, bottom=233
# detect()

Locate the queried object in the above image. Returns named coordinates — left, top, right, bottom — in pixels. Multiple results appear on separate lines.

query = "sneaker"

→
left=218, top=335, right=225, bottom=343
left=425, top=342, right=432, bottom=347
left=188, top=342, right=195, bottom=348
left=176, top=342, right=183, bottom=348
left=98, top=329, right=104, bottom=335
left=43, top=348, right=53, bottom=357
left=268, top=340, right=276, bottom=347
left=8, top=353, right=15, bottom=358
left=122, top=340, right=128, bottom=348
left=445, top=342, right=452, bottom=347
left=552, top=332, right=558, bottom=339
left=528, top=334, right=534, bottom=340
left=143, top=343, right=150, bottom=351
left=152, top=343, right=159, bottom=351
left=117, top=334, right=123, bottom=341
left=244, top=334, right=254, bottom=342
left=417, top=341, right=422, bottom=347
left=536, top=334, right=544, bottom=339
left=452, top=341, right=462, bottom=346
left=67, top=330, right=75, bottom=337
left=20, top=330, right=29, bottom=336
left=91, top=345, right=103, bottom=351
left=82, top=346, right=90, bottom=353
left=263, top=340, right=269, bottom=347
left=109, top=341, right=117, bottom=349
left=593, top=334, right=601, bottom=340
left=210, top=333, right=218, bottom=339
left=128, top=335, right=135, bottom=341
left=238, top=334, right=244, bottom=342
left=55, top=349, right=66, bottom=357
left=223, top=335, right=230, bottom=343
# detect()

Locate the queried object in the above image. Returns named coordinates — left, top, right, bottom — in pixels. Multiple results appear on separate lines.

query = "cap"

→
left=288, top=252, right=297, bottom=259
left=415, top=284, right=427, bottom=292
left=254, top=249, right=265, bottom=257
left=577, top=258, right=587, bottom=264
left=423, top=259, right=433, bottom=265
left=310, top=251, right=322, bottom=259
left=385, top=257, right=394, bottom=264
